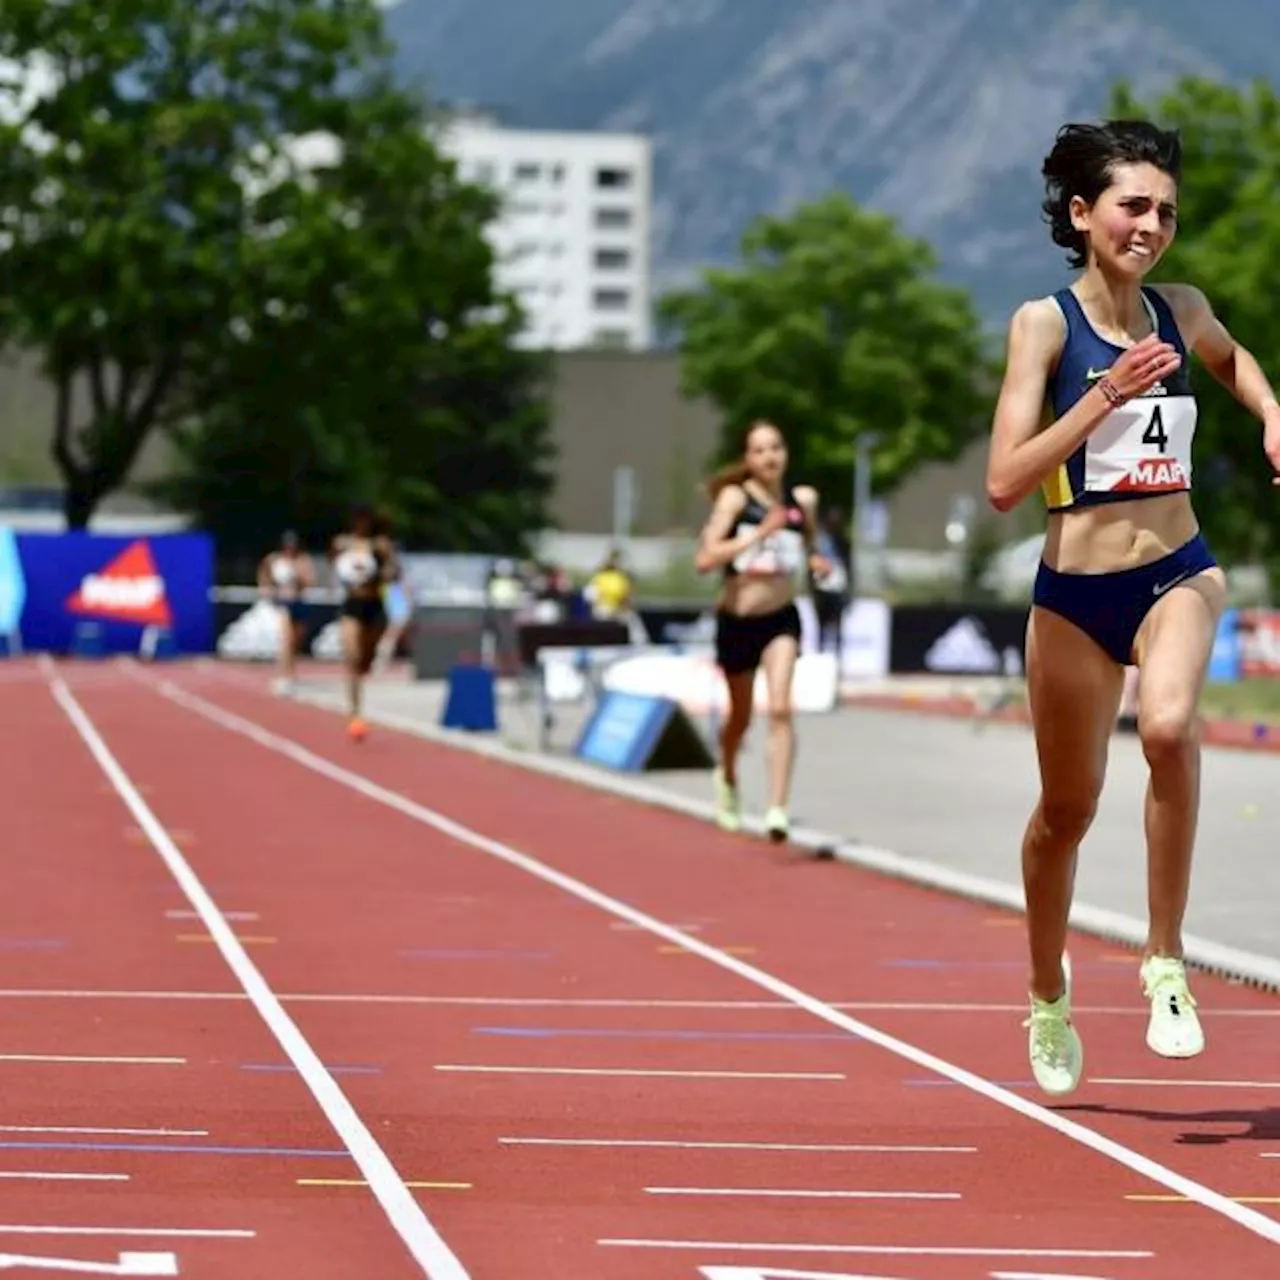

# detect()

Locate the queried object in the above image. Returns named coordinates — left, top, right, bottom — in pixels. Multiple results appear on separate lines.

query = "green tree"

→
left=156, top=89, right=554, bottom=568
left=1111, top=77, right=1280, bottom=575
left=0, top=0, right=392, bottom=526
left=658, top=193, right=996, bottom=514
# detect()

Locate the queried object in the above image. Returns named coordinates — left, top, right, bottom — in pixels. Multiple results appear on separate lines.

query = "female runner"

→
left=256, top=530, right=315, bottom=695
left=986, top=119, right=1280, bottom=1095
left=694, top=420, right=831, bottom=841
left=329, top=506, right=398, bottom=741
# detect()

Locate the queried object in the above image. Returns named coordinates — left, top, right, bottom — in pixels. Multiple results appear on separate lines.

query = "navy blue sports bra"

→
left=1042, top=286, right=1197, bottom=513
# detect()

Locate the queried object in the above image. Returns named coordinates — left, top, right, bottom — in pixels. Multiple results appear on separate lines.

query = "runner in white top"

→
left=256, top=531, right=315, bottom=696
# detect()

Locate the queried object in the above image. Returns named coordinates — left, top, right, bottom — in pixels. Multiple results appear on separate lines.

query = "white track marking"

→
left=0, top=988, right=1274, bottom=1016
left=499, top=1138, right=976, bottom=1153
left=0, top=1253, right=175, bottom=1276
left=0, top=1174, right=128, bottom=1183
left=644, top=1188, right=959, bottom=1200
left=0, top=1230, right=249, bottom=1240
left=47, top=674, right=470, bottom=1280
left=0, top=1128, right=206, bottom=1138
left=599, top=1241, right=1151, bottom=1259
left=150, top=678, right=1280, bottom=1250
left=700, top=1270, right=918, bottom=1280
left=1091, top=1078, right=1280, bottom=1089
left=435, top=1065, right=843, bottom=1080
left=0, top=1057, right=182, bottom=1066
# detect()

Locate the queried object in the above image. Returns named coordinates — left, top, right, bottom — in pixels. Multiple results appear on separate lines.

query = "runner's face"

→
left=745, top=424, right=787, bottom=483
left=1073, top=162, right=1178, bottom=280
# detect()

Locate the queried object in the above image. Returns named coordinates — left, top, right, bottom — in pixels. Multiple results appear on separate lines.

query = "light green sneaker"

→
left=1140, top=954, right=1204, bottom=1058
left=764, top=805, right=789, bottom=842
left=1024, top=952, right=1084, bottom=1097
left=713, top=767, right=741, bottom=832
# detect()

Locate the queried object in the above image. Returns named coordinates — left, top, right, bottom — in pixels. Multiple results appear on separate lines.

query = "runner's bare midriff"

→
left=1042, top=491, right=1200, bottom=574
left=718, top=573, right=796, bottom=618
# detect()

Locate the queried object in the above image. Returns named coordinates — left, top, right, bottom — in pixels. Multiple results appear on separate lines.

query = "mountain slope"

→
left=386, top=0, right=1280, bottom=324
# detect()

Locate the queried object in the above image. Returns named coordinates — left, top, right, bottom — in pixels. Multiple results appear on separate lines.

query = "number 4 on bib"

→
left=1142, top=405, right=1169, bottom=452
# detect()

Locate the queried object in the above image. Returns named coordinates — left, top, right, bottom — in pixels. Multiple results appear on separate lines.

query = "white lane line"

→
left=0, top=1228, right=253, bottom=1239
left=644, top=1187, right=960, bottom=1200
left=0, top=1128, right=207, bottom=1138
left=0, top=1056, right=183, bottom=1066
left=151, top=676, right=1280, bottom=1250
left=597, top=1240, right=1152, bottom=1259
left=1091, top=1078, right=1280, bottom=1089
left=0, top=989, right=1275, bottom=1016
left=499, top=1138, right=976, bottom=1153
left=165, top=910, right=259, bottom=922
left=0, top=1173, right=129, bottom=1183
left=0, top=991, right=244, bottom=1002
left=48, top=671, right=470, bottom=1280
left=436, top=1065, right=843, bottom=1080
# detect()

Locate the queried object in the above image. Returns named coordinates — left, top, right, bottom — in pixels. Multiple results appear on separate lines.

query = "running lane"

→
left=0, top=669, right=444, bottom=1279
left=46, top=659, right=1280, bottom=1279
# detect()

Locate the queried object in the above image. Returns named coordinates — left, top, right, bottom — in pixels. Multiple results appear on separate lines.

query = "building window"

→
left=594, top=248, right=631, bottom=270
left=594, top=207, right=632, bottom=230
left=596, top=167, right=632, bottom=189
left=514, top=162, right=541, bottom=181
left=593, top=288, right=630, bottom=312
left=473, top=160, right=496, bottom=184
left=550, top=163, right=566, bottom=184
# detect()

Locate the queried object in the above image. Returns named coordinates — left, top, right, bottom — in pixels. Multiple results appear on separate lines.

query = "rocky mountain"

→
left=384, top=0, right=1280, bottom=327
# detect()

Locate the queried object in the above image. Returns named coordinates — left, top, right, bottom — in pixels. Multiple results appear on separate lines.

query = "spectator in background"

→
left=375, top=515, right=412, bottom=672
left=585, top=549, right=633, bottom=621
left=812, top=508, right=852, bottom=657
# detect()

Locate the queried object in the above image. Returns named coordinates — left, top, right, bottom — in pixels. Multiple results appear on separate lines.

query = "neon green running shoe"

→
left=1024, top=952, right=1083, bottom=1097
left=1140, top=954, right=1204, bottom=1058
left=713, top=767, right=740, bottom=832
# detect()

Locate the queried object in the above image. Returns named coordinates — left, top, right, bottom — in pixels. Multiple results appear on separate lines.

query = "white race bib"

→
left=335, top=547, right=377, bottom=588
left=732, top=524, right=807, bottom=579
left=1084, top=387, right=1196, bottom=496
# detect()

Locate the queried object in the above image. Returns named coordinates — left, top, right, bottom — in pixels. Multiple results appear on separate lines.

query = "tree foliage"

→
left=155, top=89, right=554, bottom=567
left=1111, top=76, right=1280, bottom=572
left=0, top=0, right=554, bottom=550
left=658, top=193, right=997, bottom=516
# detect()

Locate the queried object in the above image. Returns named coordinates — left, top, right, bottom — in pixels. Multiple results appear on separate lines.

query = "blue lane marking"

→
left=473, top=1026, right=852, bottom=1042
left=0, top=1141, right=348, bottom=1156
left=400, top=949, right=552, bottom=960
left=241, top=1064, right=381, bottom=1075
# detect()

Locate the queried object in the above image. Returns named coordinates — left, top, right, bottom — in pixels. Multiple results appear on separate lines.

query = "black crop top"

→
left=723, top=483, right=810, bottom=580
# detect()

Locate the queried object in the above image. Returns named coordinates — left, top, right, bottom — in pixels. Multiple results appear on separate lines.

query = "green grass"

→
left=1200, top=677, right=1280, bottom=723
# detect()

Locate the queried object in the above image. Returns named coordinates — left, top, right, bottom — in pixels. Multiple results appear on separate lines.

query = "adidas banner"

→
left=9, top=532, right=214, bottom=655
left=889, top=604, right=1028, bottom=676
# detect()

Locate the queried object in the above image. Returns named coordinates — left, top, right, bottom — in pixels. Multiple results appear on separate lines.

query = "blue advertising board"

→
left=575, top=691, right=678, bottom=772
left=5, top=531, right=214, bottom=655
left=1208, top=607, right=1241, bottom=684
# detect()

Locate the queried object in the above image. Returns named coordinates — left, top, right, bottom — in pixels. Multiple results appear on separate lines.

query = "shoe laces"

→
left=1144, top=957, right=1197, bottom=1016
left=1023, top=1002, right=1073, bottom=1064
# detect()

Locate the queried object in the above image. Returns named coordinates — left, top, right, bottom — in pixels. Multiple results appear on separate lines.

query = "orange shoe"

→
left=348, top=717, right=368, bottom=743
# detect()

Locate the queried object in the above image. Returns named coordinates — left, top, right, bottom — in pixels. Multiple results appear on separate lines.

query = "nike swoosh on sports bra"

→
left=1042, top=286, right=1197, bottom=513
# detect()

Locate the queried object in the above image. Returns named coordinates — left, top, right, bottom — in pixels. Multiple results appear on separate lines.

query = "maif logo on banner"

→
left=65, top=540, right=173, bottom=628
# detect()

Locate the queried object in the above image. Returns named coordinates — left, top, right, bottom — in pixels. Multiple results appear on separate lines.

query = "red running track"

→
left=3, top=656, right=1280, bottom=1279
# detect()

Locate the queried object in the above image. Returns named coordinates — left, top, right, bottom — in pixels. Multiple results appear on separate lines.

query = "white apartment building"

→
left=436, top=114, right=653, bottom=351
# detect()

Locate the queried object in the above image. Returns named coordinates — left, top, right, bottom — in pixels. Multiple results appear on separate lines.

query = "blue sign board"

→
left=3, top=530, right=214, bottom=655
